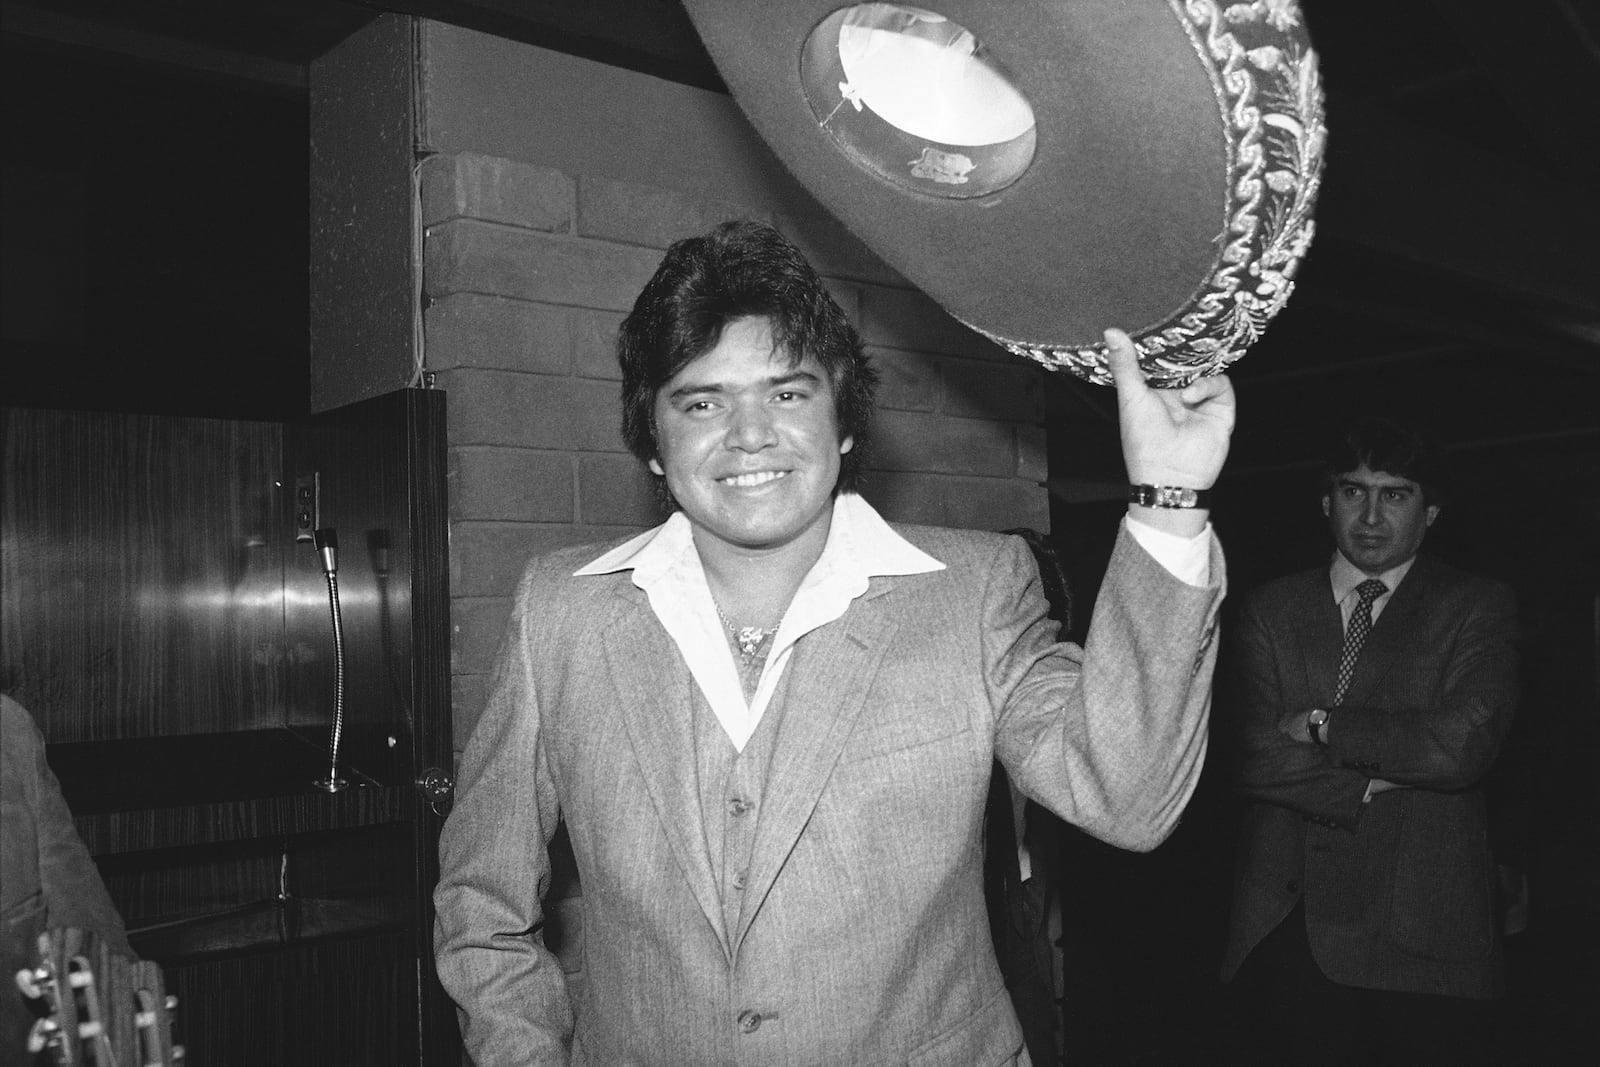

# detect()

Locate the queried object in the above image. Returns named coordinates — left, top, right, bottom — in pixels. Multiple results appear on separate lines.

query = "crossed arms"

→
left=1231, top=577, right=1518, bottom=829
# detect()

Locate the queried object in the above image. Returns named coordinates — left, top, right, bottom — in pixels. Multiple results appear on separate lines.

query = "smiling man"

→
left=1221, top=418, right=1520, bottom=1065
left=435, top=221, right=1235, bottom=1066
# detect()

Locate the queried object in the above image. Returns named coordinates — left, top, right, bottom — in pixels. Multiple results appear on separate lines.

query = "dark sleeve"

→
left=8, top=702, right=135, bottom=959
left=1325, top=581, right=1518, bottom=789
left=1230, top=594, right=1369, bottom=828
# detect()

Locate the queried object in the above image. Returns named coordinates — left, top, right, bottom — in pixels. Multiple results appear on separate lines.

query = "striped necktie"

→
left=1334, top=578, right=1388, bottom=705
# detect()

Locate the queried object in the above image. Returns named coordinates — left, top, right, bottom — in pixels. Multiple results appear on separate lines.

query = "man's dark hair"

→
left=618, top=220, right=878, bottom=498
left=1321, top=417, right=1449, bottom=507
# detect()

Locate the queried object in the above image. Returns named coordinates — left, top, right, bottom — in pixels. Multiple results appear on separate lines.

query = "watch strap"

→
left=1127, top=483, right=1213, bottom=509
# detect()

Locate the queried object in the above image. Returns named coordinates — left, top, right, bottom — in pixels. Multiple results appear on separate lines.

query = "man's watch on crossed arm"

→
left=1306, top=707, right=1330, bottom=746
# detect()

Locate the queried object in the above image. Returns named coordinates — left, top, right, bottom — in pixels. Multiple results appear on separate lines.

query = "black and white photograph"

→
left=4, top=2, right=1595, bottom=1063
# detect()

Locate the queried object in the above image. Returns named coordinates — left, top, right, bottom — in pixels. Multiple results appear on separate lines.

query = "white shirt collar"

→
left=1329, top=550, right=1416, bottom=620
left=573, top=493, right=942, bottom=749
left=573, top=491, right=943, bottom=581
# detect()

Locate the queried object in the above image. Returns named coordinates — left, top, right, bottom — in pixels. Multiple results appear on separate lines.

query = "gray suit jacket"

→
left=1220, top=555, right=1519, bottom=999
left=436, top=522, right=1224, bottom=1066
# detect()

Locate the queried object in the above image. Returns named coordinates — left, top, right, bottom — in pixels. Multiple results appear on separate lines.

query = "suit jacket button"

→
left=1286, top=879, right=1300, bottom=894
left=737, top=1010, right=763, bottom=1034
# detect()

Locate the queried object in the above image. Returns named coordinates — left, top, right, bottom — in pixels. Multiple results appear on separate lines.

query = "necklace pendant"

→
left=735, top=627, right=767, bottom=658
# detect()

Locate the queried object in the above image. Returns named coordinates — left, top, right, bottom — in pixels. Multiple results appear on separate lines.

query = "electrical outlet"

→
left=294, top=472, right=320, bottom=543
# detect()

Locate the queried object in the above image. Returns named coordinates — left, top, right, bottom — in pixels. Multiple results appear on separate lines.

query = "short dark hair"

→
left=618, top=220, right=878, bottom=498
left=1321, top=417, right=1449, bottom=508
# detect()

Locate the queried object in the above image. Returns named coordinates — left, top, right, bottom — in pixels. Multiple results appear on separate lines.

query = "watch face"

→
left=1309, top=709, right=1329, bottom=725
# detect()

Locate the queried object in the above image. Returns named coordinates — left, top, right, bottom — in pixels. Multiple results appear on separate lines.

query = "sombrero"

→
left=681, top=0, right=1324, bottom=385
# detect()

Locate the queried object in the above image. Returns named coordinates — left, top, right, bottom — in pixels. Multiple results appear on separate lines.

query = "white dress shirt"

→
left=577, top=493, right=1212, bottom=750
left=1328, top=550, right=1418, bottom=629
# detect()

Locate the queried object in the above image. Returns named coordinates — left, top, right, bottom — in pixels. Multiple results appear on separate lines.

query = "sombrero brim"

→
left=683, top=0, right=1324, bottom=385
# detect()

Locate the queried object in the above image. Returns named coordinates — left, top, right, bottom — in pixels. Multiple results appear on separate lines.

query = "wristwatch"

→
left=1127, top=483, right=1213, bottom=509
left=1307, top=707, right=1330, bottom=746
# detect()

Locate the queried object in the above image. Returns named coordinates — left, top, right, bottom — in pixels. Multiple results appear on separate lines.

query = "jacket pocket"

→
left=838, top=694, right=972, bottom=766
left=1385, top=802, right=1496, bottom=962
left=910, top=984, right=1025, bottom=1067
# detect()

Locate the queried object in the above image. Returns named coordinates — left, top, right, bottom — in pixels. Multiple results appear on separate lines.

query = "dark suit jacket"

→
left=1220, top=555, right=1518, bottom=999
left=436, top=522, right=1224, bottom=1066
left=2, top=695, right=134, bottom=1055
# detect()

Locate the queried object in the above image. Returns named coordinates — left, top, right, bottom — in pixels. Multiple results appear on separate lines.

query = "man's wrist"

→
left=1122, top=513, right=1211, bottom=586
left=1126, top=503, right=1209, bottom=539
left=1126, top=484, right=1211, bottom=538
left=1127, top=483, right=1212, bottom=509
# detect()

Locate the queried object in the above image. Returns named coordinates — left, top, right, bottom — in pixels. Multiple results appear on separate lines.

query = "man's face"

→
left=1322, top=464, right=1439, bottom=575
left=649, top=316, right=852, bottom=558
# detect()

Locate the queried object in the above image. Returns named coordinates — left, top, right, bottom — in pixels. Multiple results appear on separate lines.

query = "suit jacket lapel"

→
left=602, top=586, right=732, bottom=961
left=732, top=581, right=901, bottom=954
left=1341, top=558, right=1432, bottom=707
left=1294, top=572, right=1344, bottom=705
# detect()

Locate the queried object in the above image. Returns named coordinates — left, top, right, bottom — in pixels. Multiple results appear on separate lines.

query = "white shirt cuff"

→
left=1124, top=515, right=1212, bottom=587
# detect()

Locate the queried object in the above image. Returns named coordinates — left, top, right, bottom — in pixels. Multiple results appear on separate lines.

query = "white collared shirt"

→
left=576, top=493, right=1211, bottom=750
left=574, top=493, right=943, bottom=749
left=1328, top=551, right=1417, bottom=628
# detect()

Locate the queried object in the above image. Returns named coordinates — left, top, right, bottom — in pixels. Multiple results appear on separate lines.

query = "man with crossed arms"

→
left=1222, top=418, right=1519, bottom=1065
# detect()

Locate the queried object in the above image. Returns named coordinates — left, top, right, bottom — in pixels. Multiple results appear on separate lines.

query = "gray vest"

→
left=691, top=663, right=794, bottom=937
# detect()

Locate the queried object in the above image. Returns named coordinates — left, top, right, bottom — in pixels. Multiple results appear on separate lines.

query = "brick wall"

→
left=423, top=151, right=1049, bottom=750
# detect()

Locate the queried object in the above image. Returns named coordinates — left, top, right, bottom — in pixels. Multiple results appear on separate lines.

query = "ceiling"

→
left=4, top=0, right=1598, bottom=492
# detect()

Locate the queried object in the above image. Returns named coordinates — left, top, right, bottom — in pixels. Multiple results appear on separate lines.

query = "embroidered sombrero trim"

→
left=973, top=0, right=1325, bottom=386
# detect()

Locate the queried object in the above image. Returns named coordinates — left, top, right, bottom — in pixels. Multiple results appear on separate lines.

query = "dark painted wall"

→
left=1, top=39, right=309, bottom=420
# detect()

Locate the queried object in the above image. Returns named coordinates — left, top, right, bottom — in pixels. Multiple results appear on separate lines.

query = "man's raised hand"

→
left=1106, top=328, right=1236, bottom=536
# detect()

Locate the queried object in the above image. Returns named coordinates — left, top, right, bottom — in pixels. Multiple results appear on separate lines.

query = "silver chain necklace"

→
left=712, top=599, right=781, bottom=664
